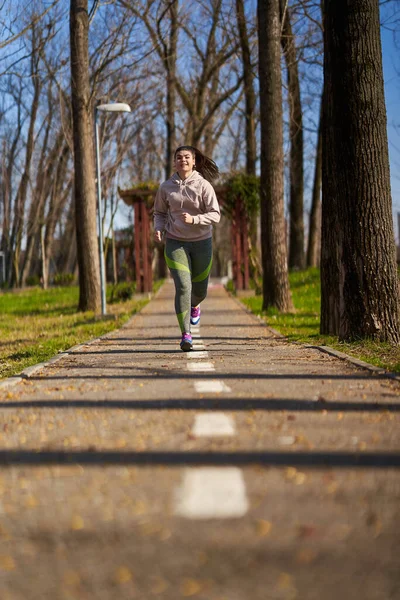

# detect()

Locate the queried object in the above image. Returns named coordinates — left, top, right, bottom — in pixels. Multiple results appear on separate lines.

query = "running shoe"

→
left=180, top=332, right=193, bottom=352
left=190, top=305, right=201, bottom=326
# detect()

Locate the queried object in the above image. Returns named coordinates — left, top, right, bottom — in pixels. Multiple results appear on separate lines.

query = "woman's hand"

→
left=181, top=212, right=194, bottom=224
left=154, top=230, right=163, bottom=242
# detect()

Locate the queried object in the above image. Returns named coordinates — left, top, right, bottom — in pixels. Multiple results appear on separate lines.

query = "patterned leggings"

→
left=164, top=237, right=213, bottom=333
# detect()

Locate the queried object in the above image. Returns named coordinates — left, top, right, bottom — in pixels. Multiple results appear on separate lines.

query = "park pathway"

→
left=0, top=280, right=399, bottom=599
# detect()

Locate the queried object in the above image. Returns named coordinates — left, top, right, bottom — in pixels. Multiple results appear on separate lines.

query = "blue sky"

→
left=381, top=25, right=400, bottom=242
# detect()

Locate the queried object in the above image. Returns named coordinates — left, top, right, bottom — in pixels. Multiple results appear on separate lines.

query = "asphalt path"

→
left=0, top=281, right=399, bottom=599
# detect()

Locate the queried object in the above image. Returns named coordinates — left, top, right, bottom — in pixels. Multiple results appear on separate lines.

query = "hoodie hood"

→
left=170, top=170, right=203, bottom=185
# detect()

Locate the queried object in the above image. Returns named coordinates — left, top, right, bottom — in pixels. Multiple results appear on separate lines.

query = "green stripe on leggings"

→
left=177, top=310, right=188, bottom=332
left=164, top=251, right=191, bottom=274
left=192, top=257, right=213, bottom=282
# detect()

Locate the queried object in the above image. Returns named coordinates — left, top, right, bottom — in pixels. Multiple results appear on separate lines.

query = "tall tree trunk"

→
left=9, top=46, right=41, bottom=287
left=44, top=144, right=71, bottom=286
left=165, top=0, right=177, bottom=179
left=236, top=0, right=256, bottom=175
left=258, top=0, right=293, bottom=312
left=58, top=198, right=77, bottom=275
left=280, top=0, right=305, bottom=270
left=2, top=87, right=23, bottom=286
left=20, top=98, right=59, bottom=286
left=322, top=0, right=400, bottom=343
left=70, top=0, right=100, bottom=312
left=307, top=100, right=322, bottom=268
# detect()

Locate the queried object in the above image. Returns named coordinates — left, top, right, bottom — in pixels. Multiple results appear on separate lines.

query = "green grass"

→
left=0, top=285, right=152, bottom=380
left=240, top=268, right=400, bottom=373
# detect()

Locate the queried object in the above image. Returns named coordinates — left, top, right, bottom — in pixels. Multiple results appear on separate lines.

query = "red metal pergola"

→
left=118, top=188, right=154, bottom=293
left=118, top=185, right=251, bottom=293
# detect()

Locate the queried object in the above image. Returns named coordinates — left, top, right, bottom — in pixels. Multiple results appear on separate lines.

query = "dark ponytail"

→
left=175, top=145, right=219, bottom=183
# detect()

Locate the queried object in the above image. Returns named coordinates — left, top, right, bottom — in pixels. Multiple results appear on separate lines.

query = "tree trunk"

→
left=1, top=86, right=23, bottom=286
left=321, top=71, right=341, bottom=334
left=58, top=198, right=77, bottom=275
left=165, top=0, right=177, bottom=179
left=9, top=47, right=41, bottom=287
left=258, top=0, right=293, bottom=312
left=44, top=144, right=71, bottom=286
left=322, top=0, right=400, bottom=343
left=236, top=0, right=256, bottom=176
left=20, top=100, right=60, bottom=286
left=307, top=100, right=322, bottom=268
left=70, top=0, right=100, bottom=312
left=280, top=0, right=305, bottom=270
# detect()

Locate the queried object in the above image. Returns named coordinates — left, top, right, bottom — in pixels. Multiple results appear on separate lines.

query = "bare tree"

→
left=306, top=98, right=322, bottom=267
left=235, top=0, right=256, bottom=175
left=70, top=0, right=100, bottom=311
left=120, top=0, right=243, bottom=160
left=0, top=0, right=59, bottom=50
left=258, top=0, right=293, bottom=311
left=321, top=0, right=400, bottom=342
left=280, top=0, right=305, bottom=270
left=8, top=23, right=43, bottom=286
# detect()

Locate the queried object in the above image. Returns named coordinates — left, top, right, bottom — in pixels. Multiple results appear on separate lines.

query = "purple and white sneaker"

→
left=180, top=332, right=193, bottom=352
left=190, top=305, right=201, bottom=326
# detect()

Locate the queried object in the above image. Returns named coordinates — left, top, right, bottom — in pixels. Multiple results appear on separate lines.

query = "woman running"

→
left=153, top=145, right=220, bottom=351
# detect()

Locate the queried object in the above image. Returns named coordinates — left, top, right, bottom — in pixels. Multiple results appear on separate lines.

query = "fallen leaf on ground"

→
left=0, top=555, right=16, bottom=571
left=297, top=524, right=316, bottom=539
left=71, top=515, right=84, bottom=530
left=114, top=566, right=133, bottom=584
left=256, top=519, right=272, bottom=537
left=181, top=578, right=202, bottom=596
left=63, top=570, right=81, bottom=586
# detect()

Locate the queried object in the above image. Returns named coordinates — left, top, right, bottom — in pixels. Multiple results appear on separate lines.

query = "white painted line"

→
left=191, top=327, right=200, bottom=333
left=187, top=362, right=215, bottom=372
left=192, top=334, right=201, bottom=339
left=192, top=413, right=235, bottom=436
left=194, top=381, right=232, bottom=393
left=174, top=468, right=249, bottom=519
left=187, top=351, right=209, bottom=359
left=192, top=344, right=205, bottom=350
left=278, top=435, right=296, bottom=446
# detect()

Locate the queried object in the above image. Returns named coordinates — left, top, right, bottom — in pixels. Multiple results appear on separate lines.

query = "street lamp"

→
left=0, top=251, right=5, bottom=286
left=95, top=102, right=131, bottom=316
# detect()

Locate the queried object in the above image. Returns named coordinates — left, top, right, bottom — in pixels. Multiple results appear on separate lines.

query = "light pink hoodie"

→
left=153, top=170, right=220, bottom=241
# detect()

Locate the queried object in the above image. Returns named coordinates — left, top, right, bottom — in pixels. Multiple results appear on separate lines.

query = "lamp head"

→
left=96, top=102, right=131, bottom=113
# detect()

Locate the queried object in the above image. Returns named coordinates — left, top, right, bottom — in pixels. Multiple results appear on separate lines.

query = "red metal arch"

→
left=118, top=186, right=250, bottom=292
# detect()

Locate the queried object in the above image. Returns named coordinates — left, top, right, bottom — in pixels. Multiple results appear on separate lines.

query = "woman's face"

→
left=174, top=149, right=195, bottom=178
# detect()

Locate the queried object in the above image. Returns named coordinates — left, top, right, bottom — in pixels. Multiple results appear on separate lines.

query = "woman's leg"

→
left=164, top=238, right=192, bottom=333
left=190, top=237, right=213, bottom=307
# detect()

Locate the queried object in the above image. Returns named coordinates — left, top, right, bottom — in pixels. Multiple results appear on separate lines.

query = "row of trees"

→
left=0, top=0, right=323, bottom=290
left=0, top=0, right=399, bottom=342
left=258, top=0, right=399, bottom=342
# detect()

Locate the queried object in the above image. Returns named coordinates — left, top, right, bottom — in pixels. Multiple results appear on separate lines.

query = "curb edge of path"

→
left=229, top=291, right=400, bottom=383
left=0, top=290, right=159, bottom=391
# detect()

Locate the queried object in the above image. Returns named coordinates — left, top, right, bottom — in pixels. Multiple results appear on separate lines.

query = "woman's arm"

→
left=153, top=185, right=168, bottom=236
left=192, top=181, right=221, bottom=226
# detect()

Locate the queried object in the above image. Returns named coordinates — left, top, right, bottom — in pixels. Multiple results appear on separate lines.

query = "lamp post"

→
left=95, top=102, right=131, bottom=316
left=0, top=251, right=5, bottom=286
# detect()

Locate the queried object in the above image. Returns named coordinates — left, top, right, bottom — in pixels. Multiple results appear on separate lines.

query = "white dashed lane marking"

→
left=194, top=380, right=231, bottom=393
left=187, top=351, right=209, bottom=359
left=174, top=468, right=249, bottom=519
left=187, top=362, right=215, bottom=372
left=192, top=413, right=235, bottom=436
left=176, top=330, right=249, bottom=521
